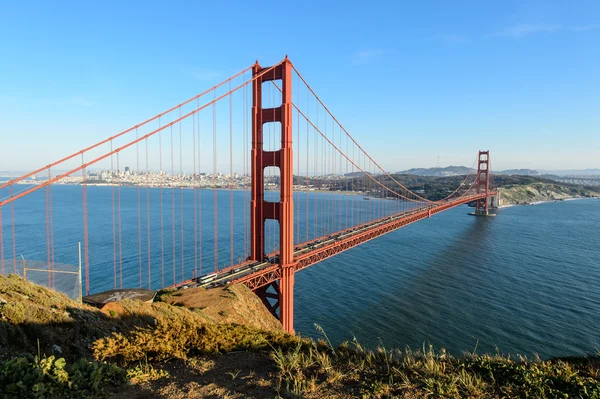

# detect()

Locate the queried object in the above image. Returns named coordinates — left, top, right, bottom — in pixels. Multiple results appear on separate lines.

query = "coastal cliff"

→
left=498, top=182, right=599, bottom=206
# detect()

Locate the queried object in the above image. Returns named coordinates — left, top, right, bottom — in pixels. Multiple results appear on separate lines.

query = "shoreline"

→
left=10, top=180, right=600, bottom=205
left=499, top=196, right=599, bottom=208
left=9, top=181, right=380, bottom=197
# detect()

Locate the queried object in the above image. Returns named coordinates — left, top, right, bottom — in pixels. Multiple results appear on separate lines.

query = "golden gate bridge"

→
left=0, top=57, right=497, bottom=333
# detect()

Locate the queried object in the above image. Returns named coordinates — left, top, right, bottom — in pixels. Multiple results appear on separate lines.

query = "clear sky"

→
left=0, top=0, right=598, bottom=172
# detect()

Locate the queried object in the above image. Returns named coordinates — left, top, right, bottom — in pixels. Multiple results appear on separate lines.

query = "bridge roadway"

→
left=174, top=192, right=495, bottom=292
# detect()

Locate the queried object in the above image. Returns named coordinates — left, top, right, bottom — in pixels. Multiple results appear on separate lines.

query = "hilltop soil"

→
left=110, top=352, right=281, bottom=399
left=158, top=284, right=281, bottom=332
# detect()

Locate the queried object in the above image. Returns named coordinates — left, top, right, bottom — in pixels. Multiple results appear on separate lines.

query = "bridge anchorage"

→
left=0, top=56, right=498, bottom=334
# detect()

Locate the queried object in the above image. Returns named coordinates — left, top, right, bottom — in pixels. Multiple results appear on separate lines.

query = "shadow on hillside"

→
left=1, top=291, right=286, bottom=398
left=0, top=305, right=157, bottom=361
left=110, top=352, right=278, bottom=399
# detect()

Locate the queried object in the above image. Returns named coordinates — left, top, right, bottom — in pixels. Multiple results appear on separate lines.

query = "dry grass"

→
left=157, top=284, right=283, bottom=331
left=92, top=316, right=303, bottom=363
left=0, top=274, right=119, bottom=359
left=267, top=331, right=600, bottom=398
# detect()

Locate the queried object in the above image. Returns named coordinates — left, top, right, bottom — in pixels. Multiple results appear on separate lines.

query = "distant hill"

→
left=396, top=166, right=600, bottom=178
left=497, top=169, right=541, bottom=176
left=344, top=171, right=374, bottom=177
left=396, top=166, right=474, bottom=177
left=496, top=169, right=600, bottom=177
left=543, top=169, right=600, bottom=177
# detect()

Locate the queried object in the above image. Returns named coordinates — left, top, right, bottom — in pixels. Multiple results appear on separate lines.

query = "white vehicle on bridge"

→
left=198, top=273, right=217, bottom=284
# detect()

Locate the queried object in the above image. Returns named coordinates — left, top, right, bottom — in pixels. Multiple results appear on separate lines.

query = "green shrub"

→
left=125, top=355, right=169, bottom=384
left=92, top=317, right=303, bottom=363
left=0, top=355, right=125, bottom=398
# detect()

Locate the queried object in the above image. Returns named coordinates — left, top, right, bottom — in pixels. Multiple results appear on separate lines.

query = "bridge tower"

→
left=475, top=150, right=491, bottom=215
left=250, top=58, right=296, bottom=333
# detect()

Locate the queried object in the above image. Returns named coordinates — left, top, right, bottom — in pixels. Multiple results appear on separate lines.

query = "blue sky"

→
left=0, top=0, right=598, bottom=172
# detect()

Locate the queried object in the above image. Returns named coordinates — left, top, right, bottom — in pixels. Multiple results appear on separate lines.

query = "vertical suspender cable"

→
left=345, top=126, right=348, bottom=230
left=81, top=154, right=90, bottom=295
left=45, top=184, right=50, bottom=283
left=352, top=144, right=355, bottom=227
left=137, top=127, right=143, bottom=288
left=179, top=108, right=184, bottom=282
left=324, top=111, right=328, bottom=235
left=305, top=84, right=309, bottom=242
left=243, top=74, right=248, bottom=258
left=333, top=122, right=337, bottom=231
left=322, top=118, right=326, bottom=236
left=117, top=152, right=123, bottom=288
left=48, top=174, right=55, bottom=287
left=145, top=138, right=151, bottom=289
left=171, top=125, right=176, bottom=284
left=193, top=104, right=197, bottom=278
left=213, top=88, right=218, bottom=272
left=314, top=104, right=318, bottom=239
left=333, top=119, right=337, bottom=232
left=332, top=119, right=336, bottom=232
left=197, top=98, right=203, bottom=277
left=243, top=74, right=248, bottom=259
left=110, top=141, right=116, bottom=289
left=296, top=72, right=300, bottom=245
left=158, top=120, right=164, bottom=287
left=229, top=80, right=234, bottom=267
left=320, top=130, right=324, bottom=236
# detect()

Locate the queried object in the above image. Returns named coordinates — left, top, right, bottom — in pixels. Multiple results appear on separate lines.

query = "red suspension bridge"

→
left=0, top=57, right=496, bottom=333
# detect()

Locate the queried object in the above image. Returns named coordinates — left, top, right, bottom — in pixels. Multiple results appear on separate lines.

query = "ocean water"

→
left=295, top=199, right=600, bottom=358
left=1, top=183, right=599, bottom=358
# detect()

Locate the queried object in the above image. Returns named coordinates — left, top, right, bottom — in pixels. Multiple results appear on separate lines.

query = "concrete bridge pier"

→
left=489, top=194, right=499, bottom=209
left=470, top=196, right=497, bottom=217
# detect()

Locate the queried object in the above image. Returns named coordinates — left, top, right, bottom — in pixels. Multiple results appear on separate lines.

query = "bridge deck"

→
left=175, top=193, right=495, bottom=291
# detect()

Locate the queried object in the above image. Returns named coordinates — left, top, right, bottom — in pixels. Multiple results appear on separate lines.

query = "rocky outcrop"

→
left=498, top=183, right=599, bottom=206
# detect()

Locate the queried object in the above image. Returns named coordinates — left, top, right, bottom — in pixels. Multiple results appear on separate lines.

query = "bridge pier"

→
left=253, top=267, right=295, bottom=333
left=280, top=266, right=295, bottom=333
left=470, top=151, right=496, bottom=217
left=471, top=199, right=497, bottom=216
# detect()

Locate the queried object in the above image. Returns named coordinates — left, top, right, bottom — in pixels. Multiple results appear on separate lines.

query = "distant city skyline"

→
left=2, top=165, right=600, bottom=180
left=1, top=0, right=598, bottom=172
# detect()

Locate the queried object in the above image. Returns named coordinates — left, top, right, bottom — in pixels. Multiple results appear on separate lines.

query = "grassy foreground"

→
left=2, top=274, right=600, bottom=398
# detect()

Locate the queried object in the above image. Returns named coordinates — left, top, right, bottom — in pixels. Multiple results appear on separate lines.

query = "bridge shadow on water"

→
left=331, top=206, right=597, bottom=359
left=351, top=214, right=496, bottom=351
